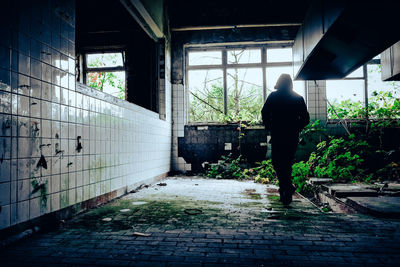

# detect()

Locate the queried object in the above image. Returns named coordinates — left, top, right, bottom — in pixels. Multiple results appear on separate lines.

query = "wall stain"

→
left=31, top=121, right=40, bottom=133
left=54, top=143, right=65, bottom=165
left=39, top=143, right=51, bottom=148
left=36, top=154, right=48, bottom=169
left=76, top=136, right=83, bottom=153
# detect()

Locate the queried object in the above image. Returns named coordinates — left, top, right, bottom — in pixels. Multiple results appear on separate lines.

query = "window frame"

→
left=326, top=57, right=390, bottom=121
left=326, top=65, right=366, bottom=120
left=185, top=43, right=304, bottom=123
left=82, top=50, right=127, bottom=99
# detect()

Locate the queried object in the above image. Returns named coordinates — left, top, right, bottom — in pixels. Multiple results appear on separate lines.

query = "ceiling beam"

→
left=120, top=0, right=164, bottom=40
left=171, top=23, right=301, bottom=32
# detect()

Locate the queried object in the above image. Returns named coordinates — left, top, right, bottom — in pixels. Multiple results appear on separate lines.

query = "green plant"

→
left=250, top=159, right=278, bottom=184
left=307, top=136, right=365, bottom=182
left=328, top=90, right=400, bottom=120
left=299, top=120, right=327, bottom=145
left=291, top=161, right=311, bottom=192
left=328, top=99, right=366, bottom=119
left=206, top=154, right=246, bottom=179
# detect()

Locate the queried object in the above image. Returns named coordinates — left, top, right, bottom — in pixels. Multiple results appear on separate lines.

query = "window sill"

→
left=186, top=122, right=265, bottom=129
left=76, top=82, right=162, bottom=119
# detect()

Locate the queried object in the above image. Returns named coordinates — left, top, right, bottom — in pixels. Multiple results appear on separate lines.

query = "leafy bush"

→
left=328, top=100, right=366, bottom=119
left=328, top=90, right=400, bottom=120
left=250, top=159, right=277, bottom=184
left=298, top=120, right=326, bottom=145
left=291, top=161, right=311, bottom=192
left=206, top=154, right=246, bottom=179
left=307, top=136, right=365, bottom=182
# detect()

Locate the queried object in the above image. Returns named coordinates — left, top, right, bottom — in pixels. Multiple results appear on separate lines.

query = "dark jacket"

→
left=261, top=90, right=310, bottom=140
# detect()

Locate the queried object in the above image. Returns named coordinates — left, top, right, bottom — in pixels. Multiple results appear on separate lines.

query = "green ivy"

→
left=205, top=154, right=245, bottom=179
left=291, top=161, right=311, bottom=192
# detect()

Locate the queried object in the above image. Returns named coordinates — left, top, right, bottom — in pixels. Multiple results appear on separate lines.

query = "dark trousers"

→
left=271, top=137, right=298, bottom=190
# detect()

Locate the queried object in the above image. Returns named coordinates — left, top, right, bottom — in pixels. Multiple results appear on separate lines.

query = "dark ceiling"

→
left=167, top=0, right=312, bottom=29
left=76, top=0, right=141, bottom=33
left=76, top=0, right=147, bottom=50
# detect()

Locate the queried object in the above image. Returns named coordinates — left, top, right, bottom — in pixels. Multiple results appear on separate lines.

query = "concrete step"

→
left=307, top=177, right=333, bottom=185
left=322, top=184, right=378, bottom=198
left=346, top=196, right=400, bottom=218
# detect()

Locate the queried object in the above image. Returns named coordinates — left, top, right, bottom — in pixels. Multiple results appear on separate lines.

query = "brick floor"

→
left=1, top=177, right=400, bottom=266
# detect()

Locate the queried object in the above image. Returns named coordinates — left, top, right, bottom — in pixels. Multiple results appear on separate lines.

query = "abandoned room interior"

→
left=1, top=0, right=400, bottom=266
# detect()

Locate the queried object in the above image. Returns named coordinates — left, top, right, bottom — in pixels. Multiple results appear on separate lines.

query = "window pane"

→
left=367, top=64, right=400, bottom=118
left=227, top=49, right=261, bottom=64
left=346, top=66, right=364, bottom=78
left=86, top=71, right=125, bottom=100
left=188, top=69, right=224, bottom=122
left=367, top=64, right=400, bottom=97
left=226, top=68, right=263, bottom=122
left=86, top=53, right=124, bottom=68
left=326, top=80, right=365, bottom=119
left=267, top=48, right=292, bottom=63
left=266, top=66, right=305, bottom=99
left=188, top=51, right=222, bottom=66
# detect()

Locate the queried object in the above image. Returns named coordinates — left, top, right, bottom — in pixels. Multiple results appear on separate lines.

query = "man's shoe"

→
left=281, top=190, right=292, bottom=206
left=279, top=185, right=296, bottom=206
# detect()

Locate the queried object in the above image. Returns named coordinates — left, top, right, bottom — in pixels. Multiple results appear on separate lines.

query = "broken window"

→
left=326, top=66, right=365, bottom=119
left=366, top=63, right=400, bottom=119
left=188, top=69, right=224, bottom=122
left=187, top=46, right=305, bottom=123
left=227, top=68, right=263, bottom=122
left=84, top=52, right=126, bottom=100
left=326, top=59, right=400, bottom=120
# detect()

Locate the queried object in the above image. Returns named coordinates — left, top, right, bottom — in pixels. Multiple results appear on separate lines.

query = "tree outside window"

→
left=85, top=52, right=126, bottom=100
left=327, top=63, right=400, bottom=120
left=187, top=47, right=298, bottom=124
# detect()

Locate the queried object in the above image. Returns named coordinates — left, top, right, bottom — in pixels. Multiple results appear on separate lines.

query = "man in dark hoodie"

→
left=261, top=74, right=310, bottom=206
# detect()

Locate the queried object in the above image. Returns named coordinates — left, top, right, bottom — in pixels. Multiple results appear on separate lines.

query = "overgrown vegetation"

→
left=206, top=154, right=246, bottom=179
left=205, top=107, right=400, bottom=194
left=205, top=154, right=278, bottom=184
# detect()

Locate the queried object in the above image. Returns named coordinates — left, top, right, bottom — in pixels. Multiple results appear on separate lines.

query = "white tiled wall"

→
left=0, top=0, right=172, bottom=230
left=171, top=83, right=191, bottom=172
left=307, top=80, right=327, bottom=122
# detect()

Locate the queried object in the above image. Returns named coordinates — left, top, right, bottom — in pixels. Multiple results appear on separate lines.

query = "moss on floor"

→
left=268, top=195, right=280, bottom=201
left=233, top=201, right=264, bottom=208
left=243, top=189, right=262, bottom=200
left=67, top=198, right=233, bottom=231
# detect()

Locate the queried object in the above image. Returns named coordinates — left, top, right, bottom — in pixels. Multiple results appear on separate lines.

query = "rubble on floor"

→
left=308, top=178, right=400, bottom=218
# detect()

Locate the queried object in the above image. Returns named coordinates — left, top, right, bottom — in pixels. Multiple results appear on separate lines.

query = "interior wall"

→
left=0, top=0, right=172, bottom=231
